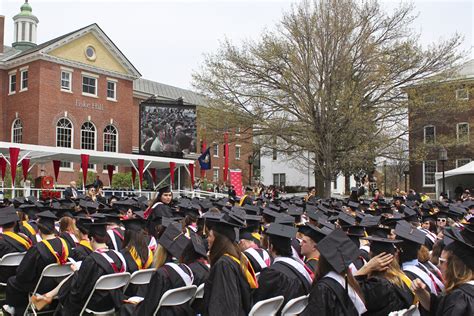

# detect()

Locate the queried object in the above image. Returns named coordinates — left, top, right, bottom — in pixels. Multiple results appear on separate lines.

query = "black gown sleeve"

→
left=301, top=281, right=339, bottom=316
left=205, top=258, right=245, bottom=316
left=430, top=286, right=474, bottom=316
left=131, top=268, right=174, bottom=316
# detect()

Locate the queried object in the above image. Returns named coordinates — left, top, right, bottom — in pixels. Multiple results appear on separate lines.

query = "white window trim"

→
left=235, top=126, right=241, bottom=136
left=80, top=121, right=97, bottom=152
left=423, top=125, right=436, bottom=144
left=81, top=164, right=97, bottom=173
left=11, top=119, right=22, bottom=143
left=456, top=159, right=471, bottom=168
left=213, top=143, right=219, bottom=158
left=456, top=122, right=469, bottom=144
left=60, top=69, right=73, bottom=93
left=235, top=144, right=241, bottom=160
left=422, top=160, right=437, bottom=187
left=81, top=73, right=98, bottom=98
left=423, top=94, right=435, bottom=104
left=20, top=69, right=28, bottom=92
left=455, top=88, right=469, bottom=101
left=106, top=79, right=117, bottom=102
left=8, top=73, right=16, bottom=95
left=19, top=66, right=29, bottom=71
left=102, top=165, right=118, bottom=174
left=56, top=117, right=74, bottom=149
left=213, top=167, right=219, bottom=182
left=59, top=162, right=74, bottom=172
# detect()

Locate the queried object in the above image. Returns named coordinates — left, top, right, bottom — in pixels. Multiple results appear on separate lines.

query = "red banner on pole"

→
left=189, top=163, right=195, bottom=190
left=230, top=169, right=243, bottom=197
left=80, top=154, right=89, bottom=189
left=21, top=158, right=30, bottom=181
left=170, top=162, right=176, bottom=188
left=107, top=165, right=115, bottom=186
left=131, top=167, right=136, bottom=187
left=149, top=168, right=157, bottom=185
left=9, top=147, right=20, bottom=186
left=224, top=132, right=229, bottom=183
left=138, top=159, right=144, bottom=189
left=52, top=160, right=61, bottom=182
left=0, top=157, right=6, bottom=181
left=200, top=140, right=206, bottom=179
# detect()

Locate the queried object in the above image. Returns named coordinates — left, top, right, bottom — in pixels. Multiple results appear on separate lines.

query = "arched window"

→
left=11, top=118, right=23, bottom=143
left=81, top=121, right=96, bottom=150
left=56, top=118, right=73, bottom=148
left=103, top=125, right=118, bottom=152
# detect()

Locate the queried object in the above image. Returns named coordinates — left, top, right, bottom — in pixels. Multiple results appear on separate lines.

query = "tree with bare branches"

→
left=193, top=0, right=464, bottom=197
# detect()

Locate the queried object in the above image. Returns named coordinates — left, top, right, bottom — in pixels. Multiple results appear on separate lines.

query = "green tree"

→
left=193, top=0, right=464, bottom=197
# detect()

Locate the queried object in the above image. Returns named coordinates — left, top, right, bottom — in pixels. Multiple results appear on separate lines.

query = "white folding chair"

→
left=248, top=296, right=285, bottom=316
left=0, top=252, right=26, bottom=286
left=281, top=295, right=309, bottom=316
left=25, top=262, right=74, bottom=316
left=388, top=305, right=420, bottom=316
left=189, top=283, right=205, bottom=305
left=79, top=272, right=131, bottom=316
left=153, top=285, right=197, bottom=316
left=123, top=268, right=155, bottom=292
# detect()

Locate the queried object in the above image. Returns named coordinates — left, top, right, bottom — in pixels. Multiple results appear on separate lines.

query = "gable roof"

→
left=134, top=78, right=207, bottom=106
left=4, top=23, right=141, bottom=78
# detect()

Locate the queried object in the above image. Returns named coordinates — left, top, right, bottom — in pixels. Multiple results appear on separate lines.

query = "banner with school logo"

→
left=229, top=169, right=243, bottom=197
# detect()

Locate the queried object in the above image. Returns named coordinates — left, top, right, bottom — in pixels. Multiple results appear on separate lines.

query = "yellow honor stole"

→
left=130, top=247, right=153, bottom=270
left=225, top=254, right=258, bottom=289
left=3, top=231, right=32, bottom=250
left=42, top=238, right=69, bottom=265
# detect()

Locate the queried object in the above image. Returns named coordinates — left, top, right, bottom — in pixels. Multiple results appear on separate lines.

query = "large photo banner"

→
left=140, top=99, right=197, bottom=158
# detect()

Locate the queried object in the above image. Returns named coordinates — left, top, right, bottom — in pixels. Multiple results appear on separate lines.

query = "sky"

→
left=1, top=0, right=472, bottom=90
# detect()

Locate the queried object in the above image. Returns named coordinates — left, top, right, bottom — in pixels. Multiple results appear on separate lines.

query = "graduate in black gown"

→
left=253, top=223, right=312, bottom=314
left=354, top=231, right=415, bottom=316
left=299, top=224, right=330, bottom=274
left=413, top=225, right=474, bottom=316
left=301, top=229, right=367, bottom=316
left=69, top=217, right=93, bottom=261
left=4, top=211, right=71, bottom=316
left=239, top=230, right=271, bottom=273
left=105, top=211, right=126, bottom=251
left=121, top=221, right=196, bottom=316
left=51, top=221, right=127, bottom=315
left=17, top=204, right=40, bottom=245
left=203, top=210, right=257, bottom=316
left=146, top=186, right=174, bottom=237
left=0, top=206, right=32, bottom=284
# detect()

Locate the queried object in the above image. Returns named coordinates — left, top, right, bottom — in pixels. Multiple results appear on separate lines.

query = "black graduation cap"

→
left=199, top=200, right=214, bottom=212
left=245, top=214, right=262, bottom=228
left=443, top=226, right=474, bottom=270
left=112, top=199, right=141, bottom=213
left=338, top=212, right=356, bottom=226
left=265, top=223, right=298, bottom=239
left=303, top=224, right=330, bottom=243
left=317, top=229, right=360, bottom=273
left=158, top=222, right=189, bottom=258
left=37, top=210, right=57, bottom=231
left=395, top=222, right=426, bottom=245
left=0, top=206, right=20, bottom=226
left=85, top=183, right=95, bottom=190
left=462, top=200, right=474, bottom=209
left=359, top=215, right=381, bottom=227
left=403, top=207, right=419, bottom=223
left=363, top=235, right=402, bottom=255
left=274, top=214, right=295, bottom=226
left=262, top=208, right=280, bottom=222
left=448, top=205, right=467, bottom=219
left=90, top=212, right=108, bottom=223
left=86, top=222, right=108, bottom=238
left=319, top=218, right=336, bottom=230
left=243, top=204, right=260, bottom=215
left=189, top=232, right=208, bottom=257
left=122, top=217, right=146, bottom=231
left=157, top=185, right=171, bottom=196
left=347, top=201, right=360, bottom=210
left=19, top=203, right=40, bottom=219
left=239, top=229, right=260, bottom=243
left=343, top=225, right=366, bottom=237
left=366, top=226, right=392, bottom=238
left=287, top=204, right=303, bottom=217
left=76, top=216, right=93, bottom=234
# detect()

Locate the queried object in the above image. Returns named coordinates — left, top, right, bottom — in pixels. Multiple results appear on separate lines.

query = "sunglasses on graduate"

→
left=437, top=218, right=446, bottom=223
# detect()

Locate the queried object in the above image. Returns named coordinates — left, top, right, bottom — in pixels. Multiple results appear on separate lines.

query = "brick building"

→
left=408, top=59, right=474, bottom=197
left=0, top=1, right=251, bottom=189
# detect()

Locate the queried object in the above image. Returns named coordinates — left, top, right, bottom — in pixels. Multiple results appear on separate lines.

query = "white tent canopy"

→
left=435, top=161, right=474, bottom=198
left=0, top=141, right=195, bottom=191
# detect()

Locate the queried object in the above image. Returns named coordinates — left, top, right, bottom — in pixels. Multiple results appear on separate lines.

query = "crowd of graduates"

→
left=0, top=184, right=472, bottom=315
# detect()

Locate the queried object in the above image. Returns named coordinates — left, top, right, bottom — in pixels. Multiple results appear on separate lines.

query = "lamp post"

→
left=247, top=154, right=254, bottom=186
left=383, top=161, right=387, bottom=195
left=438, top=147, right=448, bottom=196
left=403, top=169, right=409, bottom=192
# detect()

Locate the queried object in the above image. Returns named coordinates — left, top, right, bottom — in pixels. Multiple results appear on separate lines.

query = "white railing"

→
left=0, top=187, right=228, bottom=201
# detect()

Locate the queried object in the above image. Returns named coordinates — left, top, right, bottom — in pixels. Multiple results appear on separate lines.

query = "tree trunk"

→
left=323, top=178, right=332, bottom=198
left=344, top=174, right=351, bottom=195
left=314, top=170, right=324, bottom=198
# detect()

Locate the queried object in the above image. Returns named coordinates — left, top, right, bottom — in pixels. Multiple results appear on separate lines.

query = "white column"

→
left=13, top=22, right=18, bottom=42
left=25, top=21, right=30, bottom=43
left=32, top=24, right=37, bottom=43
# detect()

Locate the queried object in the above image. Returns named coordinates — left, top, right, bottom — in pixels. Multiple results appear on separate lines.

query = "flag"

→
left=230, top=169, right=243, bottom=196
left=198, top=147, right=212, bottom=170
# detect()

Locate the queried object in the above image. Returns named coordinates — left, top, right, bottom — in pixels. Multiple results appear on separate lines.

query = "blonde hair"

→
left=371, top=259, right=405, bottom=289
left=152, top=244, right=168, bottom=268
left=444, top=250, right=474, bottom=293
